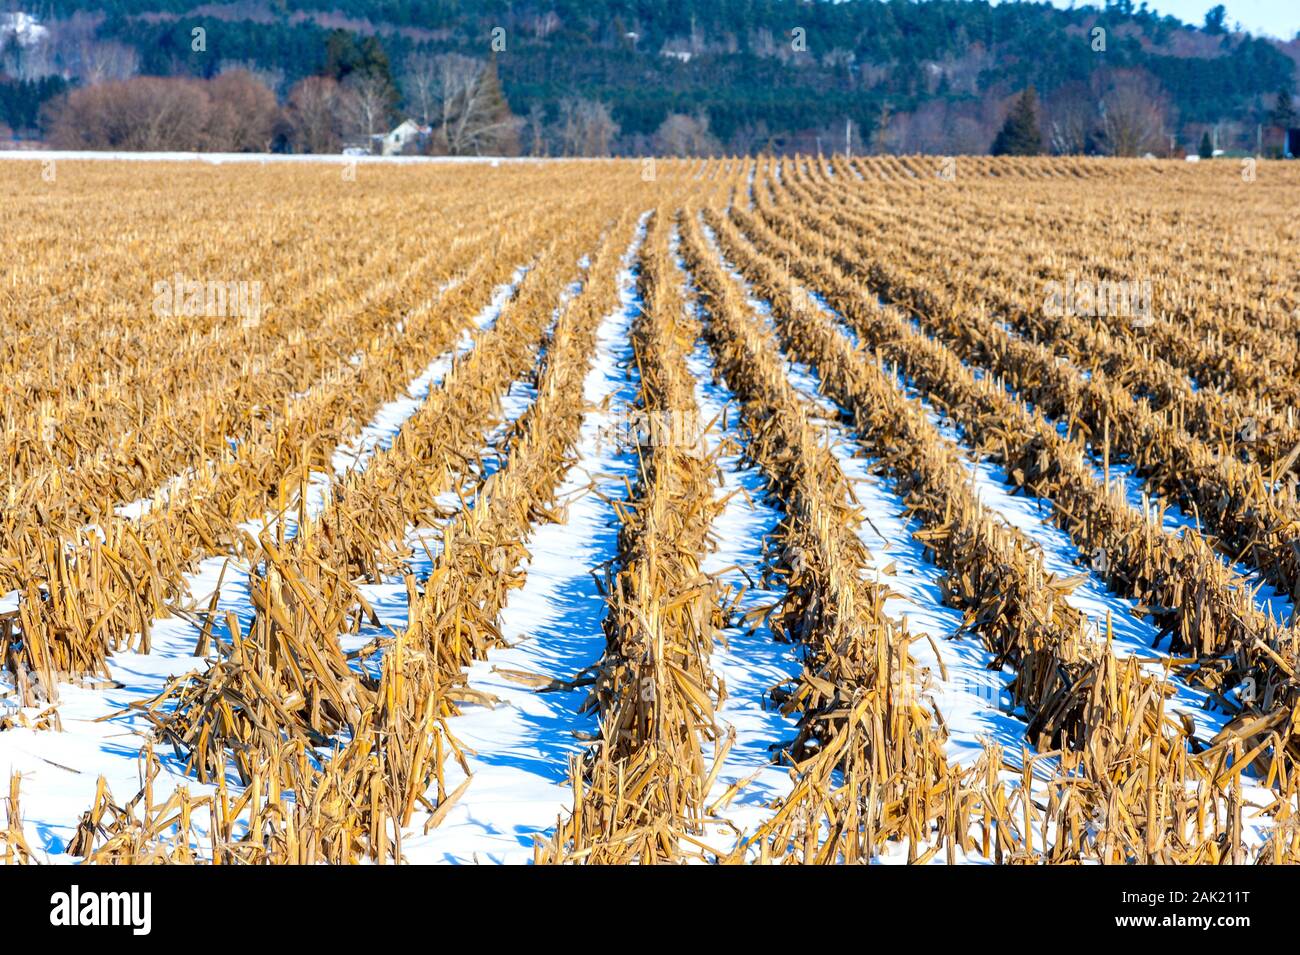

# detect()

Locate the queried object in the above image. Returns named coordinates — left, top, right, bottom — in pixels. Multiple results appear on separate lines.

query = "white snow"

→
left=798, top=281, right=1282, bottom=835
left=699, top=219, right=1033, bottom=764
left=687, top=225, right=1044, bottom=862
left=668, top=238, right=804, bottom=851
left=113, top=466, right=208, bottom=521
left=396, top=216, right=649, bottom=863
left=702, top=221, right=1279, bottom=852
left=4, top=198, right=1286, bottom=863
left=329, top=267, right=529, bottom=483
left=1107, top=462, right=1296, bottom=625
left=0, top=259, right=551, bottom=860
left=961, top=315, right=1296, bottom=626
left=0, top=557, right=248, bottom=859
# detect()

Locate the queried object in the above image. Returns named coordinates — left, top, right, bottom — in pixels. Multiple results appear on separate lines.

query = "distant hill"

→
left=4, top=1, right=1298, bottom=154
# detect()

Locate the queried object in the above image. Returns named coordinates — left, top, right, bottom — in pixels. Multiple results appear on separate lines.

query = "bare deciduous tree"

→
left=525, top=102, right=548, bottom=156
left=219, top=60, right=285, bottom=98
left=402, top=52, right=439, bottom=126
left=557, top=97, right=619, bottom=156
left=2, top=35, right=58, bottom=81
left=525, top=11, right=561, bottom=39
left=728, top=119, right=772, bottom=154
left=429, top=54, right=521, bottom=156
left=1094, top=69, right=1172, bottom=157
left=344, top=72, right=393, bottom=152
left=207, top=69, right=280, bottom=151
left=1044, top=82, right=1095, bottom=155
left=653, top=110, right=719, bottom=157
left=46, top=77, right=209, bottom=150
left=287, top=75, right=354, bottom=154
left=45, top=72, right=282, bottom=152
left=76, top=39, right=139, bottom=85
left=872, top=101, right=895, bottom=154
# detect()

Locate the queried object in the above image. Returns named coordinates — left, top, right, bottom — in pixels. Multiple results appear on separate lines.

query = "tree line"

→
left=4, top=1, right=1298, bottom=156
left=30, top=27, right=738, bottom=156
left=991, top=81, right=1296, bottom=158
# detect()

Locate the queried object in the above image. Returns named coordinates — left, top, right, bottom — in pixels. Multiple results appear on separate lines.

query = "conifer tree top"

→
left=991, top=88, right=1043, bottom=156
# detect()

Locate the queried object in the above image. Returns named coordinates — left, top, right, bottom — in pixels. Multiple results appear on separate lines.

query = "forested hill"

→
left=7, top=1, right=1300, bottom=154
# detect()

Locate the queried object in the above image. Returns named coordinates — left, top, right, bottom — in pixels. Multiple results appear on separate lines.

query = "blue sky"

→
left=1039, top=1, right=1300, bottom=39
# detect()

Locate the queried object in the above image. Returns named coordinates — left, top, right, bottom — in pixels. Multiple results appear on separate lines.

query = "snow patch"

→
left=397, top=215, right=650, bottom=863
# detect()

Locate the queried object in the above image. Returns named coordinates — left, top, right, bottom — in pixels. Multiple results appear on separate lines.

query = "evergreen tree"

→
left=476, top=57, right=521, bottom=156
left=323, top=29, right=393, bottom=89
left=991, top=88, right=1043, bottom=156
left=323, top=29, right=397, bottom=114
left=1203, top=5, right=1227, bottom=35
left=26, top=0, right=1300, bottom=157
left=323, top=29, right=361, bottom=80
left=358, top=36, right=394, bottom=88
left=1270, top=87, right=1296, bottom=129
left=1198, top=131, right=1214, bottom=158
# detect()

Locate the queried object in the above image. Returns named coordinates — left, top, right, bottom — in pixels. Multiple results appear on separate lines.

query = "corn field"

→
left=3, top=155, right=1300, bottom=865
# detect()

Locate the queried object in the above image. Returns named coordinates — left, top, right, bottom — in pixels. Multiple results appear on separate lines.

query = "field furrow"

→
left=6, top=157, right=1300, bottom=866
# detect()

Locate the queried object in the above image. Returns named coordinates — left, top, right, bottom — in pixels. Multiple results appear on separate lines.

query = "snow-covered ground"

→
left=701, top=219, right=1281, bottom=853
left=396, top=217, right=649, bottom=863
left=988, top=320, right=1297, bottom=625
left=668, top=237, right=804, bottom=853
left=1, top=201, right=1287, bottom=863
left=802, top=273, right=1288, bottom=848
left=0, top=558, right=243, bottom=860
left=113, top=269, right=529, bottom=527
left=330, top=268, right=530, bottom=484
left=698, top=223, right=1033, bottom=770
left=0, top=259, right=540, bottom=858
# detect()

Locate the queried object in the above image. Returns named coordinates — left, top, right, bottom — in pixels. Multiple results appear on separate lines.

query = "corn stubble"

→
left=4, top=158, right=1300, bottom=863
left=539, top=210, right=728, bottom=863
